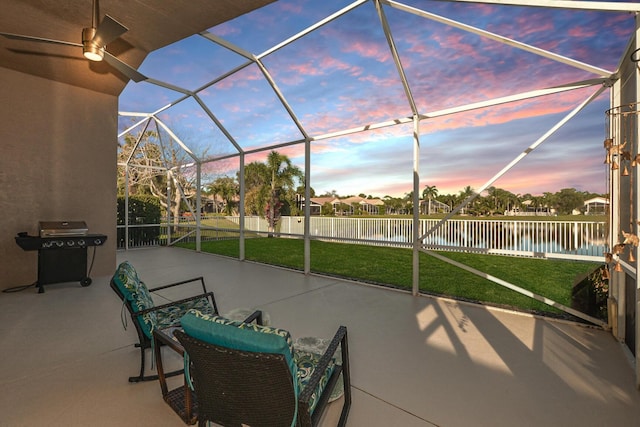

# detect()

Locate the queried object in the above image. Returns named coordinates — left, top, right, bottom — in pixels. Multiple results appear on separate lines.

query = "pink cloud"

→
left=608, top=14, right=636, bottom=37
left=420, top=87, right=600, bottom=135
left=276, top=2, right=302, bottom=14
left=288, top=62, right=327, bottom=76
left=430, top=31, right=484, bottom=62
left=201, top=158, right=239, bottom=177
left=567, top=26, right=596, bottom=38
left=507, top=14, right=555, bottom=39
left=210, top=65, right=263, bottom=90
left=222, top=104, right=247, bottom=114
left=358, top=73, right=401, bottom=88
left=319, top=55, right=362, bottom=75
left=211, top=23, right=240, bottom=37
left=342, top=39, right=392, bottom=63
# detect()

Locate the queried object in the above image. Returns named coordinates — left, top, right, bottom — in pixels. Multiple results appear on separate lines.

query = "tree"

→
left=117, top=131, right=162, bottom=197
left=474, top=196, right=494, bottom=216
left=207, top=176, right=238, bottom=215
left=321, top=202, right=335, bottom=216
left=351, top=202, right=362, bottom=215
left=295, top=185, right=315, bottom=198
left=486, top=186, right=518, bottom=215
left=458, top=186, right=475, bottom=215
left=265, top=151, right=303, bottom=234
left=336, top=202, right=351, bottom=216
left=542, top=192, right=556, bottom=211
left=422, top=185, right=438, bottom=215
left=403, top=191, right=415, bottom=214
left=383, top=196, right=404, bottom=214
left=436, top=193, right=457, bottom=211
left=241, top=151, right=303, bottom=235
left=555, top=188, right=585, bottom=215
left=242, top=162, right=269, bottom=216
left=118, top=129, right=196, bottom=223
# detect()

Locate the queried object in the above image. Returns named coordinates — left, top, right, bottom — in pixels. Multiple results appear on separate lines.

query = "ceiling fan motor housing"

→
left=82, top=27, right=104, bottom=61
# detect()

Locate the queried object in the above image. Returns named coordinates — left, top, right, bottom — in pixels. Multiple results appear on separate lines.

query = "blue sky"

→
left=118, top=0, right=638, bottom=198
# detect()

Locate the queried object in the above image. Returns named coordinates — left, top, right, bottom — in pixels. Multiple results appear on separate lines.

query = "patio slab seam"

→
left=351, top=384, right=440, bottom=427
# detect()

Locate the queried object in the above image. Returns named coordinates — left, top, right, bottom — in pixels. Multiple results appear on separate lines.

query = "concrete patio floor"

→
left=1, top=246, right=639, bottom=426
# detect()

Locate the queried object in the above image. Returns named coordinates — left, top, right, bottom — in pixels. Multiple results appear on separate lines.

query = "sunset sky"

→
left=118, top=0, right=638, bottom=198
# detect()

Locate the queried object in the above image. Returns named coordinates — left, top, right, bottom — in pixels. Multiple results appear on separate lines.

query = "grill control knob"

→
left=93, top=238, right=102, bottom=245
left=56, top=240, right=64, bottom=247
left=77, top=239, right=86, bottom=246
left=67, top=240, right=74, bottom=246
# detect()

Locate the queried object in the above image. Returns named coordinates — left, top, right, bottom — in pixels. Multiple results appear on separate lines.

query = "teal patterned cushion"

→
left=294, top=350, right=336, bottom=415
left=113, top=262, right=214, bottom=339
left=112, top=261, right=141, bottom=301
left=132, top=283, right=157, bottom=337
left=155, top=297, right=216, bottom=330
left=180, top=310, right=296, bottom=376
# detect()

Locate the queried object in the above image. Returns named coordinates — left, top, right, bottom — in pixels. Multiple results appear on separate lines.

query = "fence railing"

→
left=117, top=216, right=607, bottom=260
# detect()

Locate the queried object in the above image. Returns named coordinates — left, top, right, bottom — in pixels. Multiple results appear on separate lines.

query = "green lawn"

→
left=176, top=237, right=602, bottom=319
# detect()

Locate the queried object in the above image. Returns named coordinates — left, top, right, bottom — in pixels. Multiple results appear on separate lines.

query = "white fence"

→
left=275, top=217, right=606, bottom=259
left=119, top=215, right=607, bottom=260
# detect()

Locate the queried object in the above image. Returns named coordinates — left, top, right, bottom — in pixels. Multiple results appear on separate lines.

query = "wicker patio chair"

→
left=110, top=261, right=218, bottom=382
left=175, top=310, right=351, bottom=427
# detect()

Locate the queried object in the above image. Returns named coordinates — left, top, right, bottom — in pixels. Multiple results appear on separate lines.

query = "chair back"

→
left=175, top=329, right=298, bottom=426
left=110, top=261, right=157, bottom=340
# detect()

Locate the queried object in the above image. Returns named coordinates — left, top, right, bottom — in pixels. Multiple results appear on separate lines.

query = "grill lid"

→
left=39, top=221, right=88, bottom=237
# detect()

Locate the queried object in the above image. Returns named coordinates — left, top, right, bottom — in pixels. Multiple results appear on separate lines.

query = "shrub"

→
left=117, top=195, right=161, bottom=245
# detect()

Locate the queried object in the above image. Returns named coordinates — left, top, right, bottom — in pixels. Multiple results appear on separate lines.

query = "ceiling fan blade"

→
left=93, top=15, right=128, bottom=47
left=0, top=32, right=81, bottom=48
left=103, top=51, right=146, bottom=82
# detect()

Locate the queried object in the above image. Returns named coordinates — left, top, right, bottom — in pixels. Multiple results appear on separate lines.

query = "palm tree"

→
left=208, top=176, right=238, bottom=215
left=458, top=185, right=475, bottom=215
left=242, top=162, right=269, bottom=216
left=422, top=185, right=438, bottom=215
left=404, top=191, right=414, bottom=214
left=488, top=186, right=514, bottom=214
left=436, top=193, right=456, bottom=212
left=264, top=151, right=303, bottom=235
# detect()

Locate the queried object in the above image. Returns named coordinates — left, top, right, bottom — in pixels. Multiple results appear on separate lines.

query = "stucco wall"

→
left=0, top=67, right=117, bottom=290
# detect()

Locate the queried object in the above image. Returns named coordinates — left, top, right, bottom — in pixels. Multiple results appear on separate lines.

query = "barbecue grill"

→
left=39, top=220, right=88, bottom=237
left=15, top=221, right=107, bottom=293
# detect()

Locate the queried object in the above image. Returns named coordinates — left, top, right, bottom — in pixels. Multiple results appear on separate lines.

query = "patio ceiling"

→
left=0, top=0, right=275, bottom=95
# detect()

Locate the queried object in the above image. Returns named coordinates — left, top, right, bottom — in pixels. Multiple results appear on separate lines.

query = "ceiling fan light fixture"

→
left=83, top=46, right=104, bottom=61
left=82, top=27, right=104, bottom=61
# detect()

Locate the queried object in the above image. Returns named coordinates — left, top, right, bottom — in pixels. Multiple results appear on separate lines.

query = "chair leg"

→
left=128, top=343, right=148, bottom=382
left=338, top=328, right=351, bottom=427
left=128, top=345, right=184, bottom=383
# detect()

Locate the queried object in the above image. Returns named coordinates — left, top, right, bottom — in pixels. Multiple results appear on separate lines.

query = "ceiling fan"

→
left=0, top=0, right=146, bottom=82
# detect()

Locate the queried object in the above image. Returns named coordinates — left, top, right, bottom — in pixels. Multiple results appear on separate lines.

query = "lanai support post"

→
left=124, top=165, right=129, bottom=250
left=239, top=152, right=245, bottom=261
left=196, top=162, right=201, bottom=252
left=412, top=115, right=421, bottom=296
left=166, top=170, right=172, bottom=246
left=304, top=138, right=311, bottom=275
left=375, top=0, right=421, bottom=295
